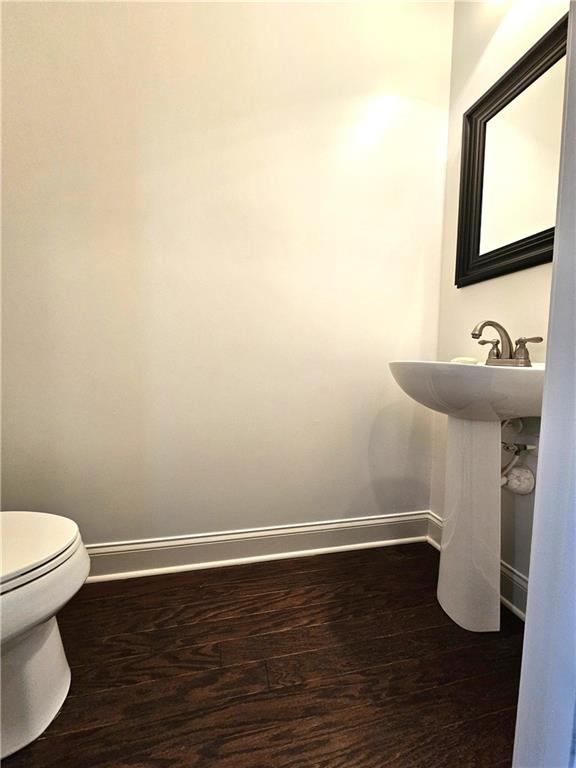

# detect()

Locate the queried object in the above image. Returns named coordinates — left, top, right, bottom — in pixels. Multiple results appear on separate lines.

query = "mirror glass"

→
left=480, top=56, right=566, bottom=255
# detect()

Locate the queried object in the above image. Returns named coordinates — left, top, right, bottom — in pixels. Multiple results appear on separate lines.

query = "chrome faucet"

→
left=471, top=321, right=542, bottom=367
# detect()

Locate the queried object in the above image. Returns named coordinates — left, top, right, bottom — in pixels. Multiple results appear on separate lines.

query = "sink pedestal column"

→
left=437, top=417, right=501, bottom=632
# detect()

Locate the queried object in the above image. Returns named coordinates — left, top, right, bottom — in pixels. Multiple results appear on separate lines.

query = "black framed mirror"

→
left=455, top=14, right=568, bottom=288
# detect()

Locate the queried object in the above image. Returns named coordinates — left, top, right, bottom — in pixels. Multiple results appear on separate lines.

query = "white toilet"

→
left=1, top=511, right=90, bottom=758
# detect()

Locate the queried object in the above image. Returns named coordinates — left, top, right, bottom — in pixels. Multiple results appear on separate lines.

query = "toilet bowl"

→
left=1, top=511, right=90, bottom=758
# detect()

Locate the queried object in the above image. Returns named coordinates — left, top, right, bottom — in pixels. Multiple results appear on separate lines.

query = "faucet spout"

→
left=471, top=320, right=514, bottom=359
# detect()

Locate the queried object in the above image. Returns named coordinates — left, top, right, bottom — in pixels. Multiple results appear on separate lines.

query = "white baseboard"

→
left=85, top=510, right=528, bottom=620
left=427, top=511, right=443, bottom=550
left=86, top=511, right=431, bottom=582
left=500, top=561, right=528, bottom=620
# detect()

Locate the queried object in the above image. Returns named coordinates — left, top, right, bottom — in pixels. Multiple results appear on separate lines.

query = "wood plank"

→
left=63, top=592, right=439, bottom=669
left=76, top=543, right=436, bottom=602
left=266, top=612, right=523, bottom=688
left=277, top=707, right=518, bottom=768
left=219, top=601, right=452, bottom=665
left=61, top=545, right=439, bottom=627
left=49, top=663, right=269, bottom=736
left=52, top=633, right=521, bottom=738
left=61, top=561, right=438, bottom=626
left=67, top=641, right=221, bottom=695
left=5, top=668, right=520, bottom=768
left=60, top=579, right=440, bottom=641
left=66, top=595, right=470, bottom=696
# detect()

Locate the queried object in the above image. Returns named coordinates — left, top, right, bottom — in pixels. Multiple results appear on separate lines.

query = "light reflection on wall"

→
left=493, top=0, right=566, bottom=44
left=350, top=94, right=403, bottom=153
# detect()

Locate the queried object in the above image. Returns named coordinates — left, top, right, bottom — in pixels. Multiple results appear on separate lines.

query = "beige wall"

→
left=2, top=2, right=453, bottom=544
left=434, top=0, right=568, bottom=576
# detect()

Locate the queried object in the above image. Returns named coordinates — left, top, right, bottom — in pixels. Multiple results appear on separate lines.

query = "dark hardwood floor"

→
left=5, top=544, right=523, bottom=767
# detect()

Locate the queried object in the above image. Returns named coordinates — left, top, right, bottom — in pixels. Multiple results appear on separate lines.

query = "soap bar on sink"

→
left=450, top=356, right=479, bottom=365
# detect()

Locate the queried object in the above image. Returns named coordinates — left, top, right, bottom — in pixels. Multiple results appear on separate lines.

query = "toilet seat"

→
left=1, top=512, right=81, bottom=594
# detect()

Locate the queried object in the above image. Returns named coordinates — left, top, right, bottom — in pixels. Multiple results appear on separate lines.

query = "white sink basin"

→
left=390, top=360, right=545, bottom=422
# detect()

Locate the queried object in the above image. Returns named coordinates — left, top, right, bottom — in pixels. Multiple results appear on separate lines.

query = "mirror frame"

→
left=455, top=14, right=568, bottom=288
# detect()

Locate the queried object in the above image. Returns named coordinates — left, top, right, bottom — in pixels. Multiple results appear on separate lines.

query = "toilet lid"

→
left=1, top=511, right=80, bottom=585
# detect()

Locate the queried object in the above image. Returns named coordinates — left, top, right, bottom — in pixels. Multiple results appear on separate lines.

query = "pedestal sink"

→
left=390, top=361, right=545, bottom=631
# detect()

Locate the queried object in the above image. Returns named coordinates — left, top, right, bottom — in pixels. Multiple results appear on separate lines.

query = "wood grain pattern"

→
left=219, top=601, right=453, bottom=665
left=6, top=668, right=520, bottom=768
left=68, top=641, right=221, bottom=694
left=60, top=576, right=439, bottom=640
left=64, top=593, right=440, bottom=669
left=51, top=663, right=270, bottom=736
left=4, top=545, right=523, bottom=768
left=283, top=707, right=519, bottom=768
left=266, top=612, right=521, bottom=689
left=77, top=543, right=435, bottom=602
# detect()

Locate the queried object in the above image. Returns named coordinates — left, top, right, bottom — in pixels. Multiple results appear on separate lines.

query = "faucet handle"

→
left=515, top=336, right=543, bottom=345
left=513, top=336, right=543, bottom=366
left=478, top=338, right=501, bottom=359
